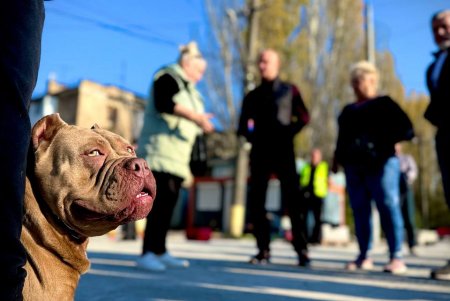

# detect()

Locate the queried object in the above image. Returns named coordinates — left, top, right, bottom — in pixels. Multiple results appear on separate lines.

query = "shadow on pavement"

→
left=76, top=251, right=450, bottom=301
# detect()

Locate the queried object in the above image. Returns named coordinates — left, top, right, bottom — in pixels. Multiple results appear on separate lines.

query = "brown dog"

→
left=21, top=114, right=156, bottom=300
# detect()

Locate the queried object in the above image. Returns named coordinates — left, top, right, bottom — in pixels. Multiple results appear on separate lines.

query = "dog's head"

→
left=30, top=114, right=156, bottom=237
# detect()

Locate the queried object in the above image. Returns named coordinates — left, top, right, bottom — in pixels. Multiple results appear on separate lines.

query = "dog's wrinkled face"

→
left=31, top=114, right=156, bottom=237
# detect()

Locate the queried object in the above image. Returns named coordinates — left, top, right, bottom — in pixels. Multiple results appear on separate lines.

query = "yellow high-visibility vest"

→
left=300, top=161, right=328, bottom=198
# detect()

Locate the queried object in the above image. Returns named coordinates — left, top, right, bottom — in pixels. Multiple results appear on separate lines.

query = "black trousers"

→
left=0, top=1, right=44, bottom=300
left=142, top=171, right=183, bottom=255
left=436, top=129, right=450, bottom=209
left=304, top=194, right=323, bottom=243
left=399, top=174, right=417, bottom=248
left=247, top=152, right=308, bottom=257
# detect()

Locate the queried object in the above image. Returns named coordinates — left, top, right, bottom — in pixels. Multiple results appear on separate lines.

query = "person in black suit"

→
left=425, top=9, right=450, bottom=281
left=238, top=49, right=311, bottom=267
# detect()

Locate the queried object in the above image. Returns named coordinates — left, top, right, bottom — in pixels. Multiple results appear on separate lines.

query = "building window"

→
left=107, top=106, right=118, bottom=132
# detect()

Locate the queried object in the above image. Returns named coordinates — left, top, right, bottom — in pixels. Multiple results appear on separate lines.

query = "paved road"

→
left=76, top=231, right=450, bottom=301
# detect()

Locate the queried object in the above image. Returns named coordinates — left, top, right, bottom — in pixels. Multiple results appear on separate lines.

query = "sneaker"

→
left=345, top=258, right=374, bottom=271
left=249, top=250, right=270, bottom=264
left=431, top=261, right=450, bottom=280
left=383, top=259, right=407, bottom=275
left=136, top=252, right=166, bottom=272
left=158, top=252, right=189, bottom=268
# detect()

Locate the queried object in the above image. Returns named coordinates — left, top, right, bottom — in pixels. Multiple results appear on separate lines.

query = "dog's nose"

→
left=124, top=158, right=149, bottom=176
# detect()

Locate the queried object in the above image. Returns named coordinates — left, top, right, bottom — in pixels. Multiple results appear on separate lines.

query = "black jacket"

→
left=237, top=78, right=309, bottom=156
left=425, top=48, right=450, bottom=130
left=334, top=95, right=414, bottom=169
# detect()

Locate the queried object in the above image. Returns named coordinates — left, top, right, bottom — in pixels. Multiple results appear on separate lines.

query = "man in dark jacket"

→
left=425, top=9, right=450, bottom=281
left=237, top=49, right=310, bottom=266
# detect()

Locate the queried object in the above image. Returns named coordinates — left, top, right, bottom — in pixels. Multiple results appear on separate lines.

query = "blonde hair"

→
left=350, top=60, right=379, bottom=83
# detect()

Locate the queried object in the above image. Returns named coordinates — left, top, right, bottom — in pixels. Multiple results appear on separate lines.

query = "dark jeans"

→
left=344, top=157, right=404, bottom=261
left=122, top=222, right=136, bottom=240
left=436, top=129, right=450, bottom=208
left=0, top=1, right=45, bottom=300
left=247, top=152, right=308, bottom=257
left=142, top=171, right=183, bottom=255
left=399, top=174, right=417, bottom=249
left=304, top=193, right=323, bottom=243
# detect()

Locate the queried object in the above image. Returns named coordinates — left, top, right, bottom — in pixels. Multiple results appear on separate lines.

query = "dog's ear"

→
left=91, top=124, right=101, bottom=130
left=32, top=113, right=68, bottom=151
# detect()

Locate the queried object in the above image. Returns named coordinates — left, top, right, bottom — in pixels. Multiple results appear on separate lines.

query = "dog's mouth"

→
left=117, top=186, right=155, bottom=222
left=70, top=181, right=155, bottom=225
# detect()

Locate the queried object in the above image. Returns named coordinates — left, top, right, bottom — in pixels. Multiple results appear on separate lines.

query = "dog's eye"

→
left=127, top=146, right=134, bottom=154
left=88, top=150, right=102, bottom=157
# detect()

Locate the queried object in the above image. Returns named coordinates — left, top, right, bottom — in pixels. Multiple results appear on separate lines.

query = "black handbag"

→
left=190, top=134, right=208, bottom=177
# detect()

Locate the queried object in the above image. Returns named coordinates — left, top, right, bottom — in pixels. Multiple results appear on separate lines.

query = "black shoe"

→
left=431, top=261, right=450, bottom=280
left=298, top=253, right=311, bottom=267
left=249, top=250, right=270, bottom=264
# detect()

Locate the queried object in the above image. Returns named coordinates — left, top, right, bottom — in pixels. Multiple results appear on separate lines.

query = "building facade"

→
left=31, top=79, right=146, bottom=142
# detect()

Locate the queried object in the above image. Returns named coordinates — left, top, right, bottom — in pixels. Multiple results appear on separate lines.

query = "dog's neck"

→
left=22, top=178, right=90, bottom=300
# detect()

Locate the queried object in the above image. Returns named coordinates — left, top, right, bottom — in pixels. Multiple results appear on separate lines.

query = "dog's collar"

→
left=54, top=215, right=86, bottom=243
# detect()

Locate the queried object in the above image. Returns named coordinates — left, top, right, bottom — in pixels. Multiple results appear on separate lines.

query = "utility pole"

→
left=364, top=0, right=381, bottom=244
left=244, top=0, right=260, bottom=93
left=229, top=0, right=260, bottom=238
left=365, top=0, right=375, bottom=64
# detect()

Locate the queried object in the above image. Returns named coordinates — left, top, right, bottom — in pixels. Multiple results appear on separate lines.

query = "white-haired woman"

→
left=136, top=41, right=214, bottom=272
left=333, top=61, right=414, bottom=274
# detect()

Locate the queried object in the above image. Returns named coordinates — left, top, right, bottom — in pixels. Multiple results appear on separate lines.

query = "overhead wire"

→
left=46, top=6, right=179, bottom=47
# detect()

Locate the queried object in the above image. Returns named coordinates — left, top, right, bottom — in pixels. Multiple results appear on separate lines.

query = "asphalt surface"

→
left=75, top=231, right=450, bottom=301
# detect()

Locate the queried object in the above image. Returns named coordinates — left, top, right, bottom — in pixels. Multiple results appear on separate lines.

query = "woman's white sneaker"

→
left=158, top=252, right=189, bottom=268
left=136, top=252, right=166, bottom=272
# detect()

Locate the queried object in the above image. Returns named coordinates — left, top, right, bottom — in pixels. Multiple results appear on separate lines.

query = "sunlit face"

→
left=351, top=72, right=378, bottom=101
left=311, top=149, right=322, bottom=166
left=258, top=50, right=280, bottom=81
left=183, top=57, right=207, bottom=83
left=432, top=13, right=450, bottom=50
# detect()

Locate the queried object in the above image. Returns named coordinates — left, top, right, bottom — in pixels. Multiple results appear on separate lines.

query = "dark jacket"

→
left=334, top=95, right=414, bottom=169
left=237, top=78, right=309, bottom=157
left=425, top=48, right=450, bottom=130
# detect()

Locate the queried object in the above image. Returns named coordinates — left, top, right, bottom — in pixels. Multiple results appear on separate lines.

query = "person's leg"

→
left=436, top=130, right=450, bottom=208
left=0, top=1, right=45, bottom=299
left=370, top=157, right=404, bottom=261
left=305, top=197, right=313, bottom=242
left=311, top=196, right=323, bottom=244
left=345, top=166, right=373, bottom=262
left=122, top=222, right=136, bottom=240
left=247, top=163, right=271, bottom=261
left=278, top=158, right=309, bottom=265
left=142, top=172, right=182, bottom=255
left=431, top=130, right=450, bottom=279
left=401, top=181, right=417, bottom=250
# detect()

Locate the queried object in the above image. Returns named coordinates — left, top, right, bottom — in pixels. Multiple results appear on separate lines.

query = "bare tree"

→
left=203, top=0, right=246, bottom=131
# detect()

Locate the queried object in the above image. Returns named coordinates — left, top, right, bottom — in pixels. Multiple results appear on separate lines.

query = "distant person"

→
left=136, top=41, right=214, bottom=272
left=1, top=1, right=46, bottom=299
left=425, top=9, right=450, bottom=281
left=237, top=49, right=311, bottom=267
left=395, top=143, right=418, bottom=255
left=121, top=221, right=136, bottom=240
left=333, top=61, right=414, bottom=274
left=299, top=148, right=329, bottom=244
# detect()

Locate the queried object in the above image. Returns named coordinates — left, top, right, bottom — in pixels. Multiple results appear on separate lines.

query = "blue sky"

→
left=35, top=0, right=449, bottom=100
